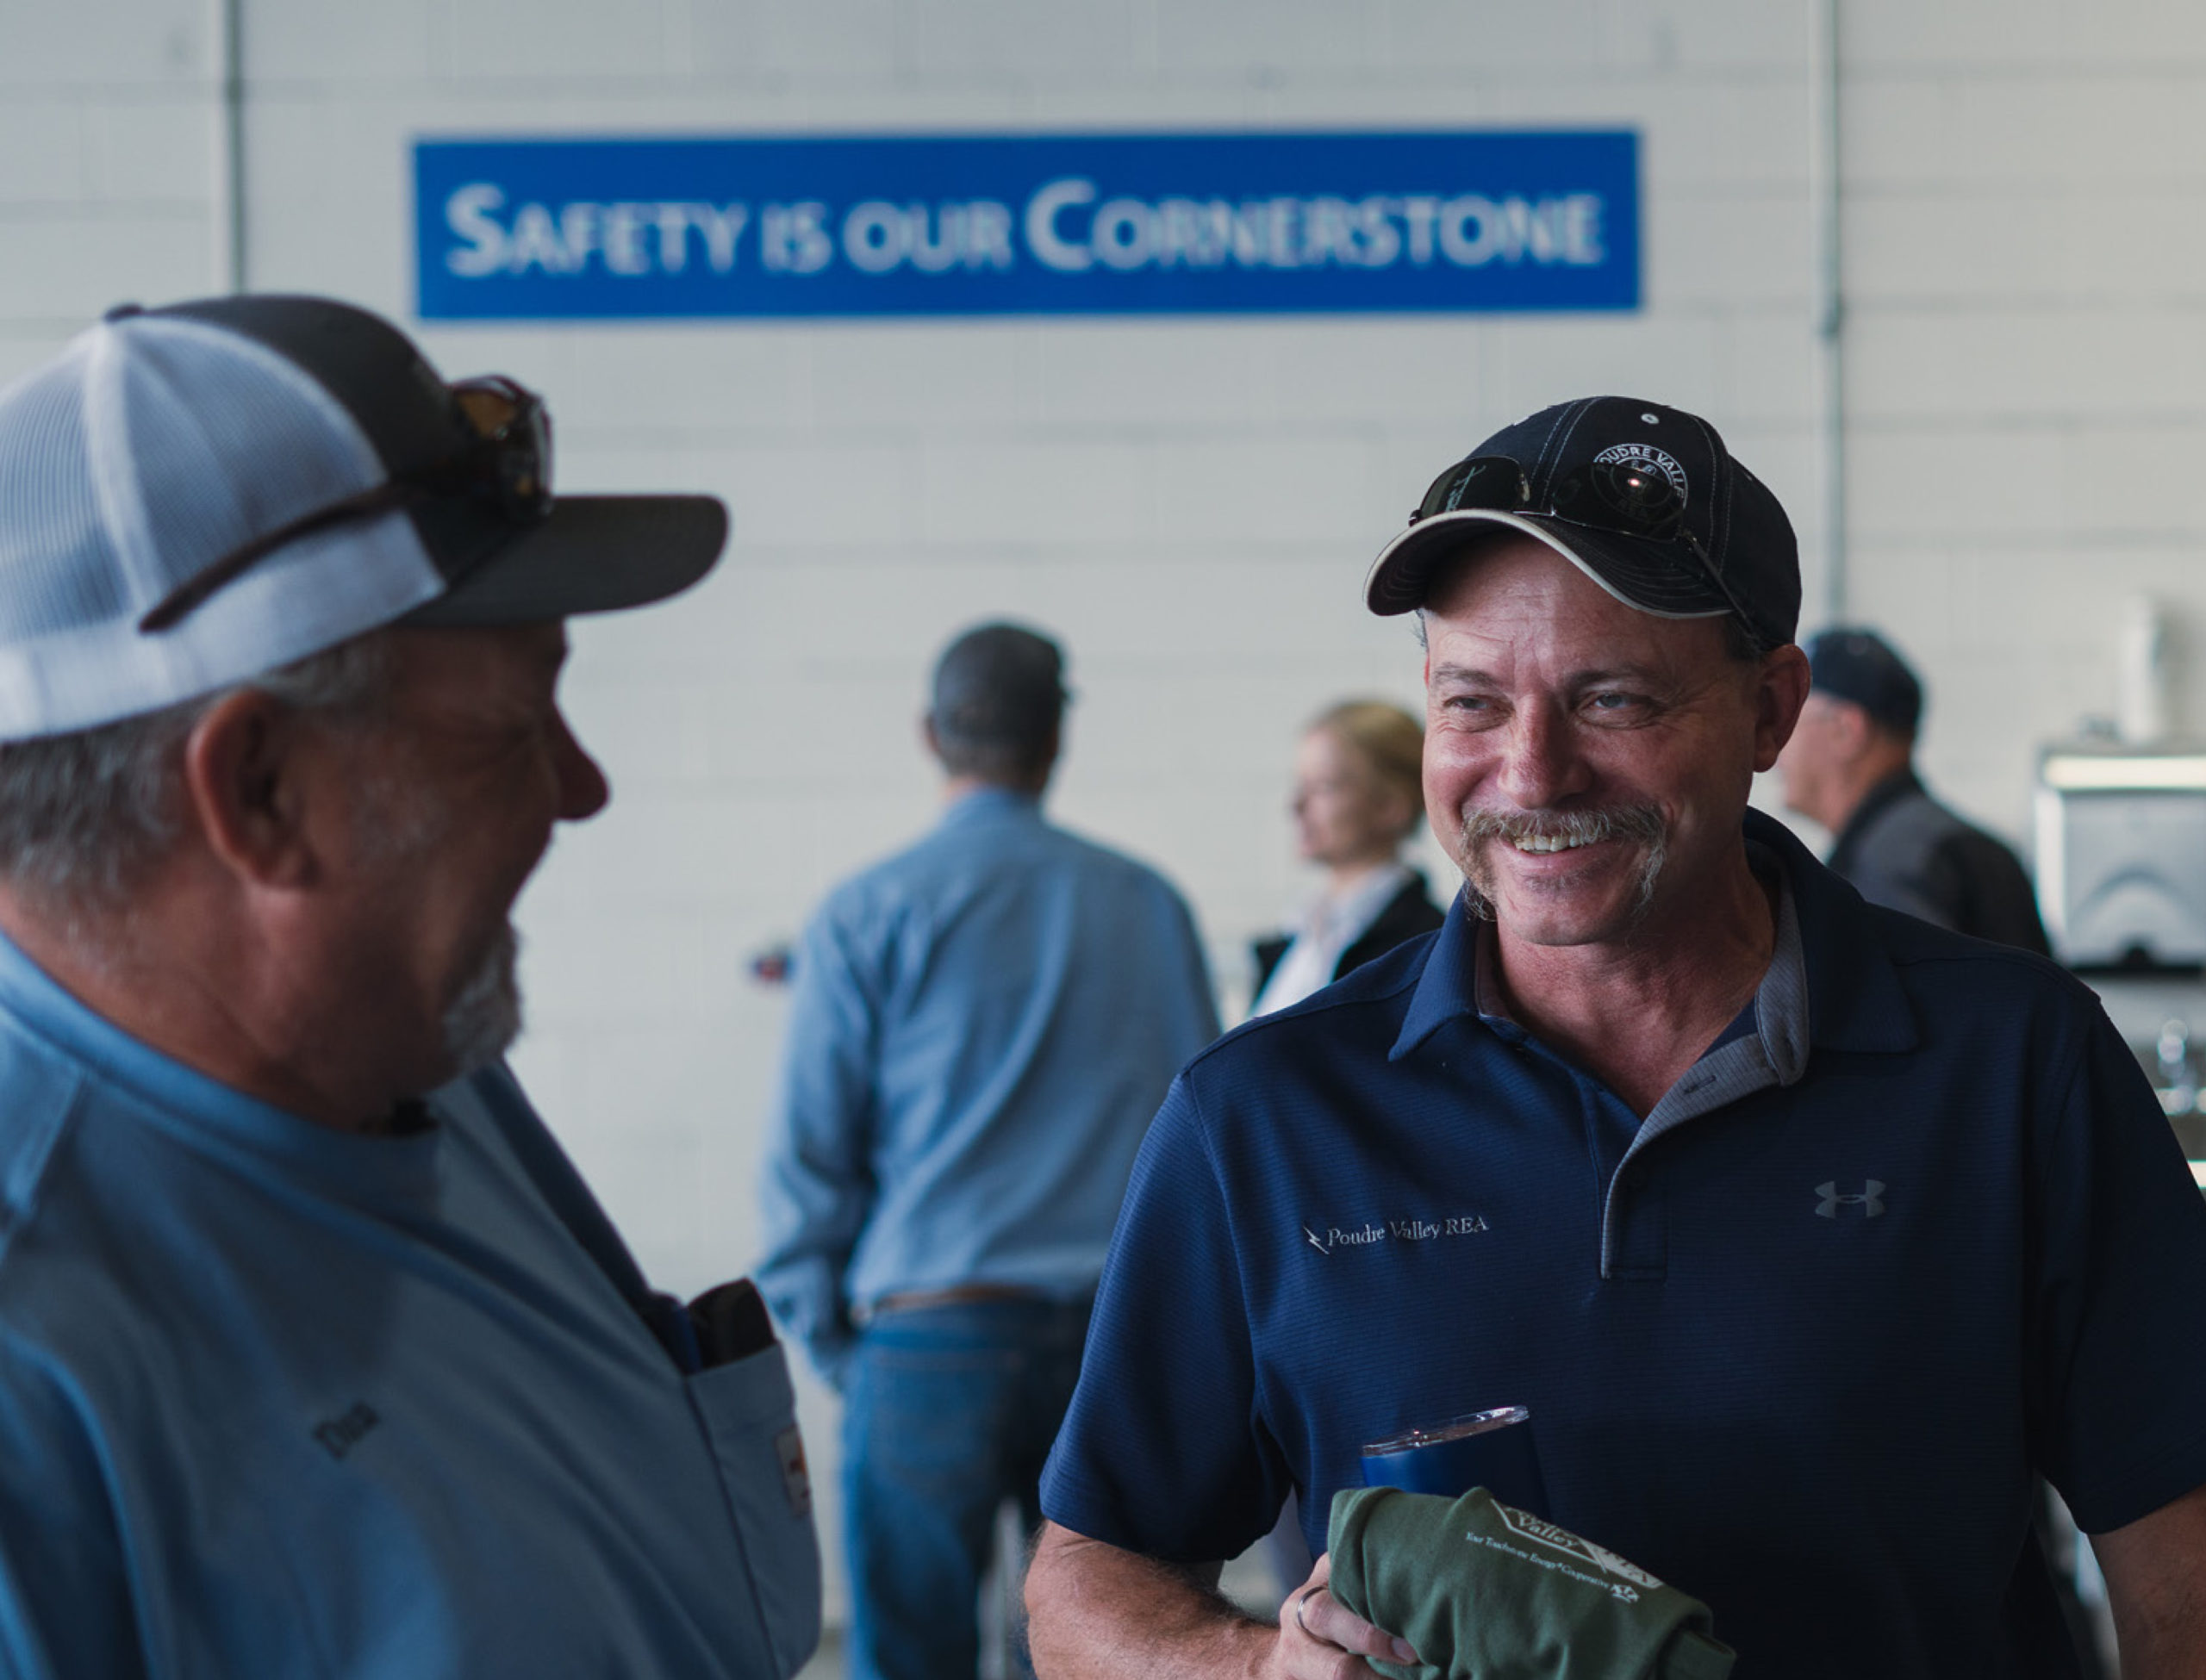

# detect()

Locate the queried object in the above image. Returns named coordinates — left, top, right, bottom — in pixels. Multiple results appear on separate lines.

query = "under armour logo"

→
left=1816, top=1180, right=1885, bottom=1218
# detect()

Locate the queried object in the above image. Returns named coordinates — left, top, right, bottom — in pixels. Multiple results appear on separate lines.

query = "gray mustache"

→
left=1460, top=806, right=1665, bottom=848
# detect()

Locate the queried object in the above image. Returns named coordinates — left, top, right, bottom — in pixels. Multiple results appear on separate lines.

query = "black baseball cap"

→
left=1365, top=395, right=1799, bottom=652
left=1804, top=627, right=1923, bottom=736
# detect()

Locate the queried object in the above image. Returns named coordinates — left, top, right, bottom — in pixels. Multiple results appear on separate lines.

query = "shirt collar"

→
left=1390, top=806, right=1917, bottom=1065
left=1750, top=843, right=1813, bottom=1082
left=1451, top=839, right=1809, bottom=1085
left=1389, top=890, right=1484, bottom=1061
left=0, top=924, right=446, bottom=1201
left=938, top=785, right=1044, bottom=828
left=1767, top=805, right=1919, bottom=1056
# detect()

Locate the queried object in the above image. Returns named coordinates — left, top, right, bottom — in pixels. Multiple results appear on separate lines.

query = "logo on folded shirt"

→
left=1482, top=1503, right=1664, bottom=1603
left=1302, top=1213, right=1490, bottom=1254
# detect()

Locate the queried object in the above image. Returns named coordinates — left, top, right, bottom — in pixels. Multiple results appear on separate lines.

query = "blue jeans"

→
left=843, top=1296, right=1091, bottom=1680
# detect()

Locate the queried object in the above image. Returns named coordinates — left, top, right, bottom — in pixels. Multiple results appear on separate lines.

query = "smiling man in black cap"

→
left=1026, top=398, right=2206, bottom=1679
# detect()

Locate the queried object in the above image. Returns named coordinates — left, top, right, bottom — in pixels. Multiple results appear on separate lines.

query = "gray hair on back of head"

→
left=928, top=621, right=1068, bottom=784
left=0, top=631, right=397, bottom=912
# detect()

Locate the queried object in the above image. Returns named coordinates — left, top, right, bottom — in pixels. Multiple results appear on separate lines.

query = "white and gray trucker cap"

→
left=0, top=294, right=728, bottom=742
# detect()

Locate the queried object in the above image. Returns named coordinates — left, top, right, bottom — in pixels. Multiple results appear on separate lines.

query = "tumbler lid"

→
left=1361, top=1404, right=1530, bottom=1457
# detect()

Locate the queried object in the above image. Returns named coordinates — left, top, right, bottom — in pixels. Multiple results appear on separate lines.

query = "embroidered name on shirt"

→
left=312, top=1402, right=381, bottom=1460
left=1304, top=1215, right=1490, bottom=1254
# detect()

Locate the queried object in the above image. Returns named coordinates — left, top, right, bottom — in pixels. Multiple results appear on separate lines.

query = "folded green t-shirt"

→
left=1327, top=1486, right=1736, bottom=1680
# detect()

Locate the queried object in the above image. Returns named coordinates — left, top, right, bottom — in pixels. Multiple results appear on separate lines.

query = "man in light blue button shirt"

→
left=757, top=622, right=1219, bottom=1680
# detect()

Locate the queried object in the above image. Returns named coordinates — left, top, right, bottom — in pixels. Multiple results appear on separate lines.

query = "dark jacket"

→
left=1826, top=769, right=2052, bottom=956
left=1251, top=868, right=1449, bottom=999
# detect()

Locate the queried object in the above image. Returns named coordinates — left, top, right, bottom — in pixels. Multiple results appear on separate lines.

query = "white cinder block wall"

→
left=6, top=0, right=2203, bottom=1627
left=1839, top=1, right=2206, bottom=836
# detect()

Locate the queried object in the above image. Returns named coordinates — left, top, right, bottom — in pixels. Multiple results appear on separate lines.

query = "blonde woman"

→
left=1250, top=700, right=1448, bottom=1018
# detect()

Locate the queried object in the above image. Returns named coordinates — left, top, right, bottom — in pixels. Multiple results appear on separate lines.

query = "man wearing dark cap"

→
left=0, top=297, right=818, bottom=1675
left=756, top=622, right=1218, bottom=1680
left=1026, top=398, right=2206, bottom=1678
left=1779, top=626, right=2051, bottom=955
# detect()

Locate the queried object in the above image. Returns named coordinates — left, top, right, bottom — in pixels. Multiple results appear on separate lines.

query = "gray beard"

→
left=1455, top=805, right=1669, bottom=928
left=441, top=922, right=523, bottom=1078
left=348, top=757, right=525, bottom=1080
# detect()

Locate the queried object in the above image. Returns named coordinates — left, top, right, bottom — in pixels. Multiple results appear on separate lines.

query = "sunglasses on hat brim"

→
left=1409, top=452, right=1763, bottom=650
left=138, top=375, right=552, bottom=635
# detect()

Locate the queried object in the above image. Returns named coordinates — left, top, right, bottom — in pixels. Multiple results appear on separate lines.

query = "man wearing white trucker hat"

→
left=1028, top=398, right=2206, bottom=1677
left=0, top=296, right=817, bottom=1677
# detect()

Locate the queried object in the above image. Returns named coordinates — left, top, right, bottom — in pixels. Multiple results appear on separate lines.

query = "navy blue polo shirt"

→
left=1040, top=810, right=2206, bottom=1678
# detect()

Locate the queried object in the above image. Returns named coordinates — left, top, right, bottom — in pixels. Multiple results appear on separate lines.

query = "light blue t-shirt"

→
left=0, top=930, right=818, bottom=1679
left=756, top=788, right=1220, bottom=1384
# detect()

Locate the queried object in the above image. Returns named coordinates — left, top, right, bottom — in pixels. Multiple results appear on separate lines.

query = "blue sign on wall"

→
left=414, top=131, right=1638, bottom=320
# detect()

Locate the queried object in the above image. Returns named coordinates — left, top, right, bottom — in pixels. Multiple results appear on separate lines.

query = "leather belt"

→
left=862, top=1282, right=1049, bottom=1318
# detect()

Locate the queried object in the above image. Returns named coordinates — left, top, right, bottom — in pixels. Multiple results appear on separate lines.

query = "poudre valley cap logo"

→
left=1590, top=441, right=1687, bottom=525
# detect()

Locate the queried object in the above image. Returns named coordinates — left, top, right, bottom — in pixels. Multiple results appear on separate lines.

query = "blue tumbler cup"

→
left=1359, top=1404, right=1549, bottom=1518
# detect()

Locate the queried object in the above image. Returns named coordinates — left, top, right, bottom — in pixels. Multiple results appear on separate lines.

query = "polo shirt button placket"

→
left=1595, top=1086, right=1668, bottom=1283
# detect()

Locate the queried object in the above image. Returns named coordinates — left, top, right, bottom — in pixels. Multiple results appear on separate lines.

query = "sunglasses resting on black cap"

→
left=1365, top=395, right=1801, bottom=655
